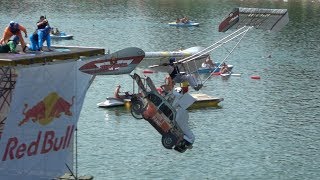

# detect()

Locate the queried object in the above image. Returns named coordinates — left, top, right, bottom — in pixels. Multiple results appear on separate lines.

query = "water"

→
left=1, top=0, right=320, bottom=179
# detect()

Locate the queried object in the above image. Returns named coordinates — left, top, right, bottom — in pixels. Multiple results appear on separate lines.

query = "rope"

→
left=202, top=26, right=252, bottom=84
left=175, top=26, right=248, bottom=65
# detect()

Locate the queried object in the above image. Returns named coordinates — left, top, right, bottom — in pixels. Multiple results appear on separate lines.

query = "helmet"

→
left=9, top=21, right=15, bottom=26
left=9, top=21, right=19, bottom=28
left=9, top=21, right=19, bottom=33
left=169, top=57, right=176, bottom=64
left=12, top=36, right=19, bottom=44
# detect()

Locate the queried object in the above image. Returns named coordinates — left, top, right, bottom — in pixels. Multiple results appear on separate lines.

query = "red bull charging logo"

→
left=18, top=92, right=75, bottom=126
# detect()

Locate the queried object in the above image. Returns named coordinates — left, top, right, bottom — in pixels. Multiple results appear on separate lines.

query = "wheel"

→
left=130, top=108, right=143, bottom=119
left=161, top=133, right=177, bottom=149
left=130, top=96, right=145, bottom=118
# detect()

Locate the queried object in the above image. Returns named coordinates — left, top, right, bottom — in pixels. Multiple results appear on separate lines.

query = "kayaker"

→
left=51, top=28, right=60, bottom=35
left=114, top=85, right=131, bottom=99
left=180, top=17, right=189, bottom=23
left=201, top=56, right=216, bottom=68
left=220, top=62, right=230, bottom=74
left=0, top=21, right=28, bottom=52
left=0, top=36, right=19, bottom=53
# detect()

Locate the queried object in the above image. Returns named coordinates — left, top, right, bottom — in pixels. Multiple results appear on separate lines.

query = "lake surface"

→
left=1, top=0, right=319, bottom=179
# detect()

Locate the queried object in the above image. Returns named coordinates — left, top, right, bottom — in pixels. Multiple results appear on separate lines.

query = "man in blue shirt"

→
left=28, top=25, right=52, bottom=51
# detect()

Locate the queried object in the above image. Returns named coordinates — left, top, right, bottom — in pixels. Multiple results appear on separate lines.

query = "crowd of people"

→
left=0, top=15, right=52, bottom=53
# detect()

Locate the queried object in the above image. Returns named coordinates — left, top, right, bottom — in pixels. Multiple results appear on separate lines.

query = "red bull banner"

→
left=0, top=61, right=93, bottom=179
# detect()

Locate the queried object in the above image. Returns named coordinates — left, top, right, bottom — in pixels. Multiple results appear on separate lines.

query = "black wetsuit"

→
left=169, top=64, right=180, bottom=79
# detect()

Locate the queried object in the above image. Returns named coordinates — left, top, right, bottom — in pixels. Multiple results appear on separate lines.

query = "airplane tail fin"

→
left=219, top=7, right=289, bottom=32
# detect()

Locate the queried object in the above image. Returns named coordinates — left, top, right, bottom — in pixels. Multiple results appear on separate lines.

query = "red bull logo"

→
left=18, top=92, right=75, bottom=126
left=2, top=125, right=74, bottom=161
left=1, top=92, right=76, bottom=161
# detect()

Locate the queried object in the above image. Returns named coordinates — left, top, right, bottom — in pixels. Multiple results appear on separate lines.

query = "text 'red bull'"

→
left=2, top=125, right=74, bottom=161
left=18, top=92, right=75, bottom=126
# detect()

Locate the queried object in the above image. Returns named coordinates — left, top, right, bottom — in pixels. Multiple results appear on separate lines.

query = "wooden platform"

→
left=0, top=45, right=105, bottom=66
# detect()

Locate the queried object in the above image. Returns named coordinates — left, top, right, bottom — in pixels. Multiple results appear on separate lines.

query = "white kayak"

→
left=168, top=21, right=199, bottom=27
left=50, top=32, right=73, bottom=40
left=97, top=97, right=125, bottom=108
left=97, top=97, right=132, bottom=108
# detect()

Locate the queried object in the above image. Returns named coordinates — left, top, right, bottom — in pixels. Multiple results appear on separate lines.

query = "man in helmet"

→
left=0, top=36, right=20, bottom=53
left=163, top=57, right=203, bottom=91
left=0, top=21, right=28, bottom=52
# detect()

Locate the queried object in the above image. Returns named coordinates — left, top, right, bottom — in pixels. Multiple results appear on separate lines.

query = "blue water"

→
left=1, top=0, right=320, bottom=179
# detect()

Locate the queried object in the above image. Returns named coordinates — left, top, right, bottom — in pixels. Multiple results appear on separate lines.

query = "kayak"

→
left=97, top=97, right=130, bottom=108
left=197, top=64, right=234, bottom=74
left=168, top=21, right=199, bottom=27
left=50, top=32, right=73, bottom=40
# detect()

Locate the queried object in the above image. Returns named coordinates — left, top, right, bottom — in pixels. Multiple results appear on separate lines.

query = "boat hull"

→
left=50, top=35, right=73, bottom=40
left=97, top=97, right=131, bottom=108
left=168, top=22, right=200, bottom=27
left=197, top=64, right=234, bottom=74
left=188, top=94, right=224, bottom=109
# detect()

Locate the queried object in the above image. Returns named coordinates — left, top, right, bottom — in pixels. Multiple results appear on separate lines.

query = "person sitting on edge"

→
left=114, top=85, right=131, bottom=99
left=28, top=25, right=52, bottom=51
left=0, top=21, right=28, bottom=52
left=0, top=36, right=19, bottom=53
left=201, top=56, right=216, bottom=68
left=163, top=57, right=202, bottom=91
